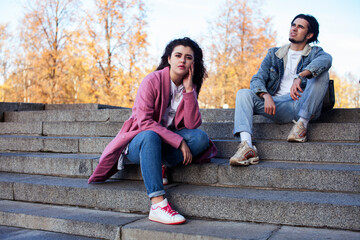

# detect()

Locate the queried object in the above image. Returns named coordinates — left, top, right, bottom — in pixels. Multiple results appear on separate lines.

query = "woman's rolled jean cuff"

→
left=148, top=190, right=166, bottom=199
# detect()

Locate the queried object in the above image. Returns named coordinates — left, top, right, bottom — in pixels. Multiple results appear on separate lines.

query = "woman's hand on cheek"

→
left=183, top=62, right=194, bottom=92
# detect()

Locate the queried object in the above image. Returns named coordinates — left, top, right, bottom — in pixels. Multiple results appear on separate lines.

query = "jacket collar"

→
left=275, top=43, right=312, bottom=59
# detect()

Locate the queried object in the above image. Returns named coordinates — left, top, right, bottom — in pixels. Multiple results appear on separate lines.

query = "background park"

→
left=0, top=0, right=359, bottom=109
left=0, top=1, right=359, bottom=239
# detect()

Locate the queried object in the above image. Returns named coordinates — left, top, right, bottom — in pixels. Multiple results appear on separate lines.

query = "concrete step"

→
left=0, top=122, right=43, bottom=135
left=0, top=152, right=99, bottom=178
left=1, top=201, right=360, bottom=240
left=3, top=109, right=131, bottom=123
left=0, top=225, right=100, bottom=240
left=1, top=173, right=359, bottom=230
left=201, top=122, right=360, bottom=141
left=4, top=108, right=359, bottom=123
left=1, top=152, right=359, bottom=193
left=216, top=140, right=360, bottom=163
left=1, top=121, right=358, bottom=142
left=170, top=159, right=360, bottom=193
left=0, top=200, right=144, bottom=240
left=1, top=135, right=358, bottom=163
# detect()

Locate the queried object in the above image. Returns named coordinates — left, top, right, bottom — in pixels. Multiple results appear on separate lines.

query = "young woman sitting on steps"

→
left=88, top=37, right=217, bottom=225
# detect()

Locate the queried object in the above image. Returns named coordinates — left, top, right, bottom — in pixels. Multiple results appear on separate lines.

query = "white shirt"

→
left=275, top=49, right=303, bottom=96
left=118, top=80, right=184, bottom=171
left=162, top=80, right=184, bottom=127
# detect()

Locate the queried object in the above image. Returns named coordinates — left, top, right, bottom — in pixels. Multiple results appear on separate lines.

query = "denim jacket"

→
left=250, top=44, right=332, bottom=95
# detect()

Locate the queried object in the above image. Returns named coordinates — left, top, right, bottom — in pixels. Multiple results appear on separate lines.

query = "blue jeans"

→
left=126, top=128, right=210, bottom=198
left=234, top=71, right=329, bottom=135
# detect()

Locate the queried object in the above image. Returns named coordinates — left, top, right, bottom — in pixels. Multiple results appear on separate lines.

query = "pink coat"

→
left=88, top=67, right=217, bottom=183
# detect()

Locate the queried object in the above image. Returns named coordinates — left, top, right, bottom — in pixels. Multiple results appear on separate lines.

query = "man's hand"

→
left=180, top=140, right=192, bottom=165
left=262, top=93, right=276, bottom=116
left=290, top=78, right=303, bottom=100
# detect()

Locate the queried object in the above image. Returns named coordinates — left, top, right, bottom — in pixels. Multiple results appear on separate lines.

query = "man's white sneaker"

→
left=149, top=198, right=186, bottom=225
left=287, top=120, right=307, bottom=142
left=229, top=141, right=259, bottom=166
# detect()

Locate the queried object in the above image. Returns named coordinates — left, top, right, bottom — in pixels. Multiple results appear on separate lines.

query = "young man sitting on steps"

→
left=230, top=14, right=332, bottom=166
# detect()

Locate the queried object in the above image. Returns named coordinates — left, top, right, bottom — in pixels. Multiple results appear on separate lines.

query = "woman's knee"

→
left=184, top=129, right=210, bottom=152
left=138, top=130, right=161, bottom=145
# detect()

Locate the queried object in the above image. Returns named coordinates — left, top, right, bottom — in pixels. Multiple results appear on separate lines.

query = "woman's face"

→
left=168, top=45, right=194, bottom=78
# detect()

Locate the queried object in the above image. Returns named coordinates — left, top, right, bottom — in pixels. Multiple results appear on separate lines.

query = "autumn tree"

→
left=84, top=0, right=148, bottom=107
left=330, top=70, right=359, bottom=108
left=199, top=0, right=276, bottom=108
left=5, top=0, right=81, bottom=104
left=0, top=24, right=10, bottom=101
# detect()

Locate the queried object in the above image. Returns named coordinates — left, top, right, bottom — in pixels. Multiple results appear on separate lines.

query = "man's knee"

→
left=311, top=71, right=329, bottom=84
left=236, top=89, right=255, bottom=102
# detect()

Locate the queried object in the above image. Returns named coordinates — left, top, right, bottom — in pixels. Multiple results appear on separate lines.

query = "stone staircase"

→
left=0, top=103, right=359, bottom=239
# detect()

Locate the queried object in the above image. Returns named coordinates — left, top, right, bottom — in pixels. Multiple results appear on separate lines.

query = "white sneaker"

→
left=287, top=120, right=307, bottom=142
left=149, top=199, right=186, bottom=225
left=229, top=141, right=259, bottom=166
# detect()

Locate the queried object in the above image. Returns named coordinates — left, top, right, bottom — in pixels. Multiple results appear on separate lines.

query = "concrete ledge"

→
left=0, top=152, right=98, bottom=177
left=1, top=172, right=359, bottom=230
left=45, top=103, right=124, bottom=110
left=0, top=122, right=42, bottom=135
left=200, top=122, right=360, bottom=141
left=167, top=185, right=360, bottom=230
left=0, top=226, right=100, bottom=240
left=3, top=107, right=359, bottom=123
left=123, top=218, right=360, bottom=240
left=122, top=218, right=278, bottom=240
left=214, top=140, right=360, bottom=163
left=0, top=102, right=44, bottom=122
left=43, top=122, right=123, bottom=137
left=1, top=152, right=358, bottom=193
left=1, top=202, right=359, bottom=240
left=0, top=200, right=145, bottom=240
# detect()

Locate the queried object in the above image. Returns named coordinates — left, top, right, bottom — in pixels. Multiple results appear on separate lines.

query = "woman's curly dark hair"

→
left=156, top=37, right=207, bottom=95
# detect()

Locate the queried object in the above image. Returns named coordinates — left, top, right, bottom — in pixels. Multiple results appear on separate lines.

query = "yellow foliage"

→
left=330, top=70, right=359, bottom=108
left=199, top=0, right=276, bottom=108
left=0, top=0, right=148, bottom=107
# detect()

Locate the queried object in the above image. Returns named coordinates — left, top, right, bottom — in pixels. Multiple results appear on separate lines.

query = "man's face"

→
left=289, top=18, right=313, bottom=44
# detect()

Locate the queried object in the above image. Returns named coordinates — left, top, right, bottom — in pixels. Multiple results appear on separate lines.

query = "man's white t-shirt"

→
left=275, top=49, right=303, bottom=96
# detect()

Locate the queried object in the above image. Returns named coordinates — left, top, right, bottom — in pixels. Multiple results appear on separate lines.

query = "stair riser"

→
left=201, top=122, right=360, bottom=141
left=1, top=155, right=359, bottom=193
left=214, top=141, right=360, bottom=163
left=2, top=121, right=358, bottom=142
left=4, top=109, right=132, bottom=123
left=168, top=192, right=360, bottom=231
left=0, top=200, right=146, bottom=240
left=1, top=137, right=359, bottom=164
left=0, top=213, right=119, bottom=240
left=4, top=108, right=359, bottom=123
left=2, top=177, right=358, bottom=231
left=0, top=155, right=95, bottom=178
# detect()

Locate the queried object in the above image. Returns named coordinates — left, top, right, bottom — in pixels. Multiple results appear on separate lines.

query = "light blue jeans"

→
left=126, top=128, right=210, bottom=198
left=234, top=71, right=329, bottom=135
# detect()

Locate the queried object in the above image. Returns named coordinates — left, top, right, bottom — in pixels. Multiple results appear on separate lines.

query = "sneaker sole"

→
left=229, top=159, right=250, bottom=166
left=287, top=136, right=307, bottom=142
left=149, top=217, right=186, bottom=225
left=249, top=156, right=260, bottom=165
left=230, top=156, right=260, bottom=166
